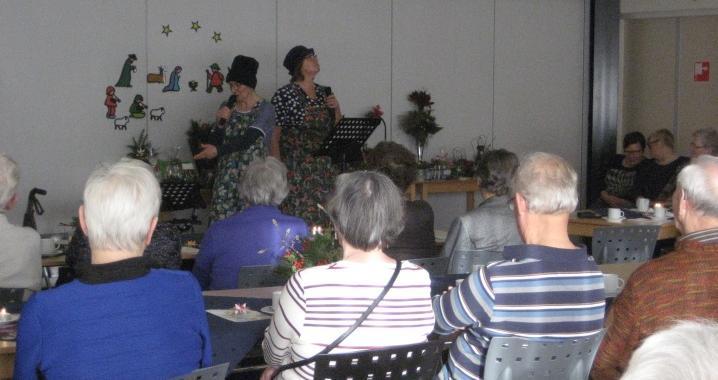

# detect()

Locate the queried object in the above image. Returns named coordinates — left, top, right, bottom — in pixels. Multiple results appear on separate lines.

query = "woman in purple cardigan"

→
left=193, top=157, right=308, bottom=290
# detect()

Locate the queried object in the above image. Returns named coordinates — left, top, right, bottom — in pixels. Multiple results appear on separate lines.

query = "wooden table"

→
left=568, top=217, right=680, bottom=240
left=407, top=179, right=480, bottom=211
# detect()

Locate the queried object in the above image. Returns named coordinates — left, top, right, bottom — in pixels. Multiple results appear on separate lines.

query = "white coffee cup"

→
left=41, top=238, right=61, bottom=254
left=603, top=273, right=625, bottom=296
left=272, top=290, right=282, bottom=312
left=607, top=208, right=624, bottom=222
left=636, top=197, right=650, bottom=212
left=653, top=205, right=667, bottom=220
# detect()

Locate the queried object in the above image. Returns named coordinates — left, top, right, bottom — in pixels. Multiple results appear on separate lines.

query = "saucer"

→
left=260, top=306, right=274, bottom=315
left=603, top=216, right=625, bottom=223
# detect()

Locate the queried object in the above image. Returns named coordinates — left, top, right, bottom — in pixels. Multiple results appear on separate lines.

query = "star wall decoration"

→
left=190, top=21, right=201, bottom=32
left=161, top=25, right=173, bottom=37
left=211, top=31, right=222, bottom=43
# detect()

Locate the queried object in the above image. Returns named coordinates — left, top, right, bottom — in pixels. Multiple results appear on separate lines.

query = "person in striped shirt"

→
left=433, top=152, right=606, bottom=379
left=261, top=171, right=435, bottom=380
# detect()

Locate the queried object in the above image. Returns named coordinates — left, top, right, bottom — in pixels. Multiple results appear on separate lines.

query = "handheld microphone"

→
left=218, top=95, right=237, bottom=126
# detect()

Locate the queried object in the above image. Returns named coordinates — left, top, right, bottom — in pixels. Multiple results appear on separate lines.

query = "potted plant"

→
left=187, top=120, right=217, bottom=189
left=126, top=130, right=155, bottom=163
left=399, top=90, right=441, bottom=161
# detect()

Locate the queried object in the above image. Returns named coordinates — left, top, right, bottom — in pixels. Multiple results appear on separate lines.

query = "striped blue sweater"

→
left=433, top=244, right=605, bottom=379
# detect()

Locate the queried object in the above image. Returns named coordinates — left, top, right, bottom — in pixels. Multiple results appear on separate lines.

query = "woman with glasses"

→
left=194, top=55, right=277, bottom=222
left=271, top=46, right=342, bottom=226
left=597, top=132, right=647, bottom=208
left=633, top=129, right=689, bottom=205
left=689, top=128, right=718, bottom=159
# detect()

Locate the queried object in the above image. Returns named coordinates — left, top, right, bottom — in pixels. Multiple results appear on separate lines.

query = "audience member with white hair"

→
left=620, top=319, right=718, bottom=380
left=433, top=152, right=605, bottom=379
left=15, top=158, right=212, bottom=378
left=592, top=155, right=718, bottom=380
left=193, top=157, right=308, bottom=290
left=261, top=171, right=434, bottom=380
left=689, top=128, right=718, bottom=159
left=0, top=153, right=41, bottom=290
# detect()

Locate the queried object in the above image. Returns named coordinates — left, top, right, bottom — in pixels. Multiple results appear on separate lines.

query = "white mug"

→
left=603, top=274, right=625, bottom=296
left=653, top=206, right=667, bottom=220
left=41, top=238, right=61, bottom=254
left=272, top=290, right=282, bottom=312
left=636, top=197, right=650, bottom=212
left=607, top=208, right=624, bottom=221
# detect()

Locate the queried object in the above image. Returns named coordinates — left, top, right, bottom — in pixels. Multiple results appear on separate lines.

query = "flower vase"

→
left=416, top=141, right=425, bottom=162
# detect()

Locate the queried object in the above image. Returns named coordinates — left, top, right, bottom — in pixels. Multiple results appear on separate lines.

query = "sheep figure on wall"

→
left=150, top=107, right=165, bottom=121
left=147, top=67, right=165, bottom=84
left=114, top=116, right=130, bottom=130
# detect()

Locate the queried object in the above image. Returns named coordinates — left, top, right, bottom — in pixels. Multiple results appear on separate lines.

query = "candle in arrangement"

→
left=311, top=226, right=323, bottom=235
left=0, top=307, right=8, bottom=322
left=653, top=203, right=666, bottom=220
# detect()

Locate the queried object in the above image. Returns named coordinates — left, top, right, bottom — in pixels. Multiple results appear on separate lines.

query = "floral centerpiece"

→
left=399, top=90, right=441, bottom=161
left=127, top=130, right=155, bottom=163
left=275, top=230, right=341, bottom=279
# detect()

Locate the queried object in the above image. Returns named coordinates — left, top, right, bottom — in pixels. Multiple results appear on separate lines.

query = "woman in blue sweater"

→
left=15, top=159, right=212, bottom=379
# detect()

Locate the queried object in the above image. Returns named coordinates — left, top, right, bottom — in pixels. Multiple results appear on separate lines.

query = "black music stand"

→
left=160, top=182, right=206, bottom=232
left=315, top=117, right=381, bottom=171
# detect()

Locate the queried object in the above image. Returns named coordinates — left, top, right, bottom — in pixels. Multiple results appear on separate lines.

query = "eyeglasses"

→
left=624, top=149, right=643, bottom=154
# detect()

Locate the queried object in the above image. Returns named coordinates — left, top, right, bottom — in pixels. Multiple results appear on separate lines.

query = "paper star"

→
left=190, top=21, right=201, bottom=32
left=161, top=25, right=172, bottom=37
left=211, top=31, right=222, bottom=43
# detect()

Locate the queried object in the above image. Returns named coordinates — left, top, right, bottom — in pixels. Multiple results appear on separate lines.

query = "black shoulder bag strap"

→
left=271, top=260, right=402, bottom=379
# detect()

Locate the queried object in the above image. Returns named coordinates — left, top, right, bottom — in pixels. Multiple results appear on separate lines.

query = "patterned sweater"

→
left=433, top=245, right=606, bottom=379
left=591, top=238, right=718, bottom=380
left=262, top=260, right=435, bottom=380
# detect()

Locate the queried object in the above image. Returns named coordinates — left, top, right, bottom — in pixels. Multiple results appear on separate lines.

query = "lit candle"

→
left=0, top=308, right=7, bottom=322
left=655, top=203, right=663, bottom=209
left=653, top=203, right=667, bottom=220
left=317, top=226, right=323, bottom=235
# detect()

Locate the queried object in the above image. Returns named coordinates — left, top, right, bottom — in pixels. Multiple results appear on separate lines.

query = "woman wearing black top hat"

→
left=271, top=46, right=342, bottom=225
left=194, top=55, right=277, bottom=222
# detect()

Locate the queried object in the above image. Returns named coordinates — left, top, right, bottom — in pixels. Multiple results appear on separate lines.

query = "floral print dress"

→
left=272, top=83, right=337, bottom=226
left=209, top=101, right=272, bottom=222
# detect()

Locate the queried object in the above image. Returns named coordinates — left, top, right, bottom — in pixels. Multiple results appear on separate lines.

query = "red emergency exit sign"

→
left=695, top=61, right=710, bottom=82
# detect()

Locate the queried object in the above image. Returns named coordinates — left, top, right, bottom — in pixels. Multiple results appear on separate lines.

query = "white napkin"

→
left=206, top=309, right=271, bottom=323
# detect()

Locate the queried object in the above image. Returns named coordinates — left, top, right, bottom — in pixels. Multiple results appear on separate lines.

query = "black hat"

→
left=283, top=45, right=314, bottom=76
left=226, top=55, right=258, bottom=89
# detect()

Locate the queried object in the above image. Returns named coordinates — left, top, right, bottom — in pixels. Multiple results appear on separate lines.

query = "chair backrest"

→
left=483, top=330, right=605, bottom=380
left=169, top=362, right=229, bottom=380
left=448, top=250, right=504, bottom=274
left=237, top=265, right=286, bottom=289
left=312, top=340, right=444, bottom=380
left=407, top=257, right=449, bottom=276
left=591, top=226, right=659, bottom=264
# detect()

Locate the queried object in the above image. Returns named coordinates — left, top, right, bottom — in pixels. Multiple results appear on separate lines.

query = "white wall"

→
left=622, top=0, right=718, bottom=16
left=0, top=0, right=589, bottom=233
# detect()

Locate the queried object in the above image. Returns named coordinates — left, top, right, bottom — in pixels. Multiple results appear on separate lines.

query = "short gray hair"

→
left=513, top=152, right=578, bottom=214
left=622, top=320, right=718, bottom=380
left=692, top=128, right=718, bottom=155
left=327, top=171, right=404, bottom=251
left=477, top=149, right=519, bottom=196
left=239, top=157, right=289, bottom=206
left=0, top=154, right=19, bottom=211
left=677, top=155, right=718, bottom=218
left=83, top=158, right=161, bottom=252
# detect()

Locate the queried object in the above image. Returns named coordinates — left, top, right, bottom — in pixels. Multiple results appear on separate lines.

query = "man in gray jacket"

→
left=0, top=153, right=41, bottom=290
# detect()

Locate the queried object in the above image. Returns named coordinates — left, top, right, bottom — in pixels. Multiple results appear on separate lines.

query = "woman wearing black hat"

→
left=271, top=45, right=342, bottom=225
left=194, top=55, right=277, bottom=221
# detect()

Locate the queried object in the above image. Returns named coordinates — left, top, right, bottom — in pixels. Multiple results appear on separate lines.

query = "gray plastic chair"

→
left=591, top=225, right=659, bottom=264
left=448, top=250, right=504, bottom=274
left=407, top=257, right=450, bottom=276
left=312, top=340, right=444, bottom=380
left=483, top=330, right=605, bottom=380
left=237, top=265, right=286, bottom=289
left=170, top=362, right=229, bottom=380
